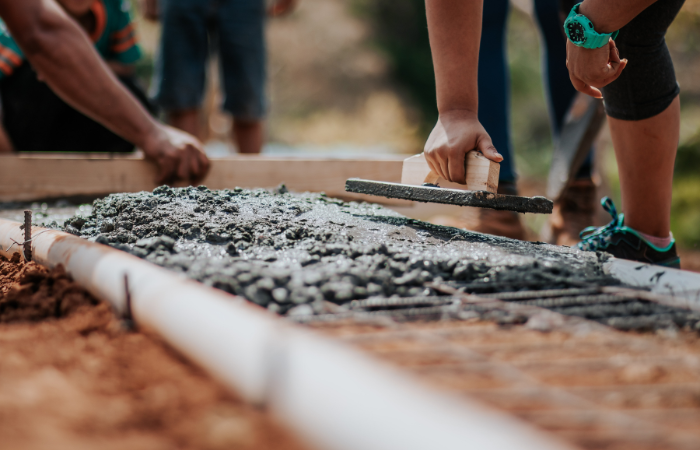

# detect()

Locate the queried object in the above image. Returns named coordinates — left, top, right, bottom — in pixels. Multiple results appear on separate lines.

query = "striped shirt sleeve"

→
left=108, top=1, right=141, bottom=64
left=0, top=21, right=24, bottom=80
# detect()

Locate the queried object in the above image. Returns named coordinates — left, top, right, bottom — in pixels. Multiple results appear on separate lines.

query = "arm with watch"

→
left=564, top=0, right=658, bottom=98
left=423, top=0, right=503, bottom=184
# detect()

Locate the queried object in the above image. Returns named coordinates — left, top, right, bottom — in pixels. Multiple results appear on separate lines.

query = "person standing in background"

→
left=141, top=0, right=297, bottom=154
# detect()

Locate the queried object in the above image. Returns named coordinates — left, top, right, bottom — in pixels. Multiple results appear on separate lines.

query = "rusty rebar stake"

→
left=122, top=274, right=136, bottom=331
left=23, top=210, right=32, bottom=261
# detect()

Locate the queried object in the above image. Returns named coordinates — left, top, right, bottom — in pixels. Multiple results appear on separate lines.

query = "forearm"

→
left=579, top=0, right=658, bottom=34
left=0, top=0, right=160, bottom=149
left=425, top=0, right=483, bottom=115
left=106, top=61, right=136, bottom=77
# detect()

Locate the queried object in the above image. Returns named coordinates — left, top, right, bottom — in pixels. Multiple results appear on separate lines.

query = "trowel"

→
left=345, top=151, right=553, bottom=214
left=346, top=94, right=606, bottom=215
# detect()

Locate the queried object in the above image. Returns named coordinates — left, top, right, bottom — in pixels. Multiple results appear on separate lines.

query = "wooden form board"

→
left=0, top=153, right=409, bottom=204
left=401, top=152, right=499, bottom=193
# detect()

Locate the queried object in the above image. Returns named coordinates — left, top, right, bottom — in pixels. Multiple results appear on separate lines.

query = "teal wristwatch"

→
left=564, top=3, right=619, bottom=49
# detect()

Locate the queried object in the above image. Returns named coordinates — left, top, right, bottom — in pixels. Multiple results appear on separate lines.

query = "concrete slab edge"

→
left=605, top=258, right=700, bottom=311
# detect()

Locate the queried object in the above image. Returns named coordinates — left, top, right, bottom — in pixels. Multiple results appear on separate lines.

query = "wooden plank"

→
left=547, top=95, right=606, bottom=201
left=0, top=154, right=410, bottom=204
left=400, top=152, right=499, bottom=193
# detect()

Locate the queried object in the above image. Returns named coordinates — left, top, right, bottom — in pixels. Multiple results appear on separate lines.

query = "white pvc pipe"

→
left=0, top=219, right=571, bottom=450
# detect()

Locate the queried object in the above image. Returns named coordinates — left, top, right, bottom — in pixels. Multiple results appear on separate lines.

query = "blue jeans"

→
left=152, top=0, right=267, bottom=120
left=478, top=0, right=592, bottom=183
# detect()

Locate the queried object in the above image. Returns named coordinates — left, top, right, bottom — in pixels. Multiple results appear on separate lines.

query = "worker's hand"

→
left=268, top=0, right=298, bottom=16
left=139, top=0, right=159, bottom=21
left=424, top=111, right=502, bottom=184
left=141, top=125, right=211, bottom=185
left=566, top=38, right=627, bottom=98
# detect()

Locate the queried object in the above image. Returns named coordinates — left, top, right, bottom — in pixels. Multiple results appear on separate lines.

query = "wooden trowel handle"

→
left=402, top=151, right=500, bottom=193
left=423, top=171, right=440, bottom=185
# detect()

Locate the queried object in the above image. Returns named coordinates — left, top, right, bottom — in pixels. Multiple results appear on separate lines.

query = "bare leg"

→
left=607, top=95, right=680, bottom=237
left=167, top=109, right=201, bottom=140
left=233, top=119, right=263, bottom=154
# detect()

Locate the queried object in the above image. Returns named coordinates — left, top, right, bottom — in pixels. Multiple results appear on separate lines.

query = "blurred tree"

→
left=356, top=0, right=437, bottom=133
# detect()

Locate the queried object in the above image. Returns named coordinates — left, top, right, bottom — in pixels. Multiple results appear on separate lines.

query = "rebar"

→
left=23, top=210, right=31, bottom=261
left=349, top=296, right=459, bottom=310
left=476, top=287, right=601, bottom=300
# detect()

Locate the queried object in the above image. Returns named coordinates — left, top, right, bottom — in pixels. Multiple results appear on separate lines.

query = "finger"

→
left=477, top=137, right=503, bottom=163
left=570, top=74, right=602, bottom=98
left=447, top=152, right=465, bottom=184
left=199, top=151, right=211, bottom=177
left=188, top=150, right=201, bottom=182
left=191, top=150, right=210, bottom=184
left=177, top=151, right=190, bottom=182
left=604, top=41, right=621, bottom=77
left=608, top=39, right=620, bottom=64
left=156, top=157, right=175, bottom=185
left=425, top=152, right=440, bottom=177
left=436, top=155, right=450, bottom=181
left=602, top=58, right=627, bottom=86
left=425, top=150, right=445, bottom=180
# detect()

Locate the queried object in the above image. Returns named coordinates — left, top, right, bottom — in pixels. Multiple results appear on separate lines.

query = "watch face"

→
left=567, top=21, right=586, bottom=44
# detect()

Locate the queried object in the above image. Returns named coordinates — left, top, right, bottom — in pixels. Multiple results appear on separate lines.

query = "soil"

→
left=0, top=253, right=99, bottom=323
left=0, top=255, right=307, bottom=450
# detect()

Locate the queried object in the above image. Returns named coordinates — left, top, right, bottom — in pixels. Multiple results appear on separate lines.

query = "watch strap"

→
left=565, top=3, right=619, bottom=49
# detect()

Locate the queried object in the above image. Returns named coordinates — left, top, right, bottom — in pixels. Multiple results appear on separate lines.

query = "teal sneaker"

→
left=577, top=197, right=681, bottom=269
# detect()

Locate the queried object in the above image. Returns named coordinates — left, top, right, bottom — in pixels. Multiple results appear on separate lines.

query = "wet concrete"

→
left=3, top=187, right=699, bottom=332
left=345, top=179, right=553, bottom=214
left=55, top=186, right=613, bottom=317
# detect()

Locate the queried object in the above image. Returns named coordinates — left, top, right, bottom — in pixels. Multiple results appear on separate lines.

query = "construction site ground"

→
left=0, top=255, right=307, bottom=450
left=2, top=189, right=700, bottom=449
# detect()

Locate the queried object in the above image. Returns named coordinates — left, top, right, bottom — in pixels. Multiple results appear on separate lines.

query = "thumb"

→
left=603, top=58, right=627, bottom=86
left=608, top=39, right=620, bottom=64
left=477, top=136, right=503, bottom=163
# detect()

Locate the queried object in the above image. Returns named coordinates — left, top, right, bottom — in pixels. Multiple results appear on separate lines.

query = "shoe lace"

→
left=577, top=197, right=623, bottom=251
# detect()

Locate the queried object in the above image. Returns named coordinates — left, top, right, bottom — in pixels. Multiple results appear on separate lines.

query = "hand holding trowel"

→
left=346, top=148, right=553, bottom=214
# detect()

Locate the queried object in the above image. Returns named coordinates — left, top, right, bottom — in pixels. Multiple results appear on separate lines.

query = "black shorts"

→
left=1, top=64, right=156, bottom=153
left=601, top=0, right=685, bottom=121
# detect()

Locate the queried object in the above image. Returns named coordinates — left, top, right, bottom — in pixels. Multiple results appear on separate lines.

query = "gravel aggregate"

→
left=58, top=186, right=618, bottom=316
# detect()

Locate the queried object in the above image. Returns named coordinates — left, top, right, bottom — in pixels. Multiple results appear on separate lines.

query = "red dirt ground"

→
left=0, top=255, right=308, bottom=450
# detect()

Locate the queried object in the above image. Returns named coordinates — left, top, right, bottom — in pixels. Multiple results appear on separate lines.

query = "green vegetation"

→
left=354, top=0, right=437, bottom=133
left=673, top=131, right=700, bottom=247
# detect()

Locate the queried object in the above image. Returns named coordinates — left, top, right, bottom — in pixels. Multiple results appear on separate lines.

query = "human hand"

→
left=424, top=111, right=502, bottom=184
left=139, top=0, right=159, bottom=21
left=566, top=38, right=627, bottom=98
left=142, top=124, right=211, bottom=185
left=268, top=0, right=297, bottom=17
